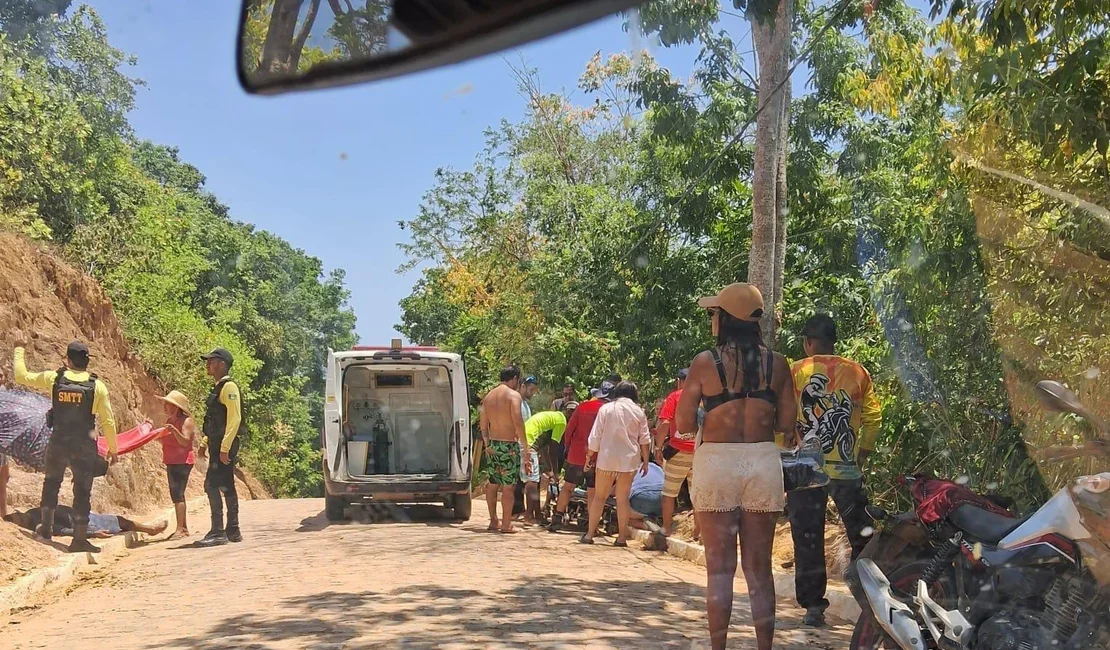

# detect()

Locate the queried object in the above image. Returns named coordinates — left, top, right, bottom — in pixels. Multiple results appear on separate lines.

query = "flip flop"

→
left=613, top=540, right=628, bottom=548
left=579, top=536, right=594, bottom=545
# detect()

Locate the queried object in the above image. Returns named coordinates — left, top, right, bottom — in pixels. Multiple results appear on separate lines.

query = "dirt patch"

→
left=0, top=232, right=266, bottom=585
left=0, top=522, right=60, bottom=585
left=670, top=511, right=853, bottom=579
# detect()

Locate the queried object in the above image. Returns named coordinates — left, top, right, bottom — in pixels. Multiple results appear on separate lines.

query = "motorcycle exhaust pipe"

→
left=856, top=559, right=927, bottom=650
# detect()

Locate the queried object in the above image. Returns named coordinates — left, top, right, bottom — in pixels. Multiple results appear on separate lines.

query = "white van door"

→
left=449, top=356, right=471, bottom=481
left=324, top=349, right=343, bottom=475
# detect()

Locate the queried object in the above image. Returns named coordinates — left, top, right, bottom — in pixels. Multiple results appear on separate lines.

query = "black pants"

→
left=167, top=464, right=192, bottom=504
left=40, top=434, right=98, bottom=527
left=204, top=439, right=239, bottom=532
left=787, top=478, right=871, bottom=611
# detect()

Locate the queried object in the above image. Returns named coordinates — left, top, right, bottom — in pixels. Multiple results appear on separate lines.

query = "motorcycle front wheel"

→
left=850, top=561, right=951, bottom=650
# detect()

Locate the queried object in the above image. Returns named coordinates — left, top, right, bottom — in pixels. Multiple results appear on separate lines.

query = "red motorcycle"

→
left=848, top=381, right=1110, bottom=650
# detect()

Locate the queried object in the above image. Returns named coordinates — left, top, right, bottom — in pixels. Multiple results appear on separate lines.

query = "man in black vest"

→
left=195, top=347, right=245, bottom=547
left=13, top=340, right=117, bottom=553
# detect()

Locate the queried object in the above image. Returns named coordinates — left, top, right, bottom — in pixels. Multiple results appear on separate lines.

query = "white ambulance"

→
left=321, top=340, right=471, bottom=521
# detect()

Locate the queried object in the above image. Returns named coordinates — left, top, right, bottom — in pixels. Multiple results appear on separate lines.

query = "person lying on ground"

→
left=628, top=460, right=665, bottom=532
left=4, top=504, right=168, bottom=539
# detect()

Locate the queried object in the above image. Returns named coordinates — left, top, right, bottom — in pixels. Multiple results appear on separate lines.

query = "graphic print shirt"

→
left=790, top=355, right=882, bottom=480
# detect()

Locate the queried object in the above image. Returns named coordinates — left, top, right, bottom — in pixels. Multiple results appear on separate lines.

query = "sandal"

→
left=613, top=540, right=628, bottom=548
left=579, top=535, right=594, bottom=545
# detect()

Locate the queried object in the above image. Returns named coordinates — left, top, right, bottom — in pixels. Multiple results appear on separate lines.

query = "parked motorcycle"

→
left=848, top=380, right=1110, bottom=650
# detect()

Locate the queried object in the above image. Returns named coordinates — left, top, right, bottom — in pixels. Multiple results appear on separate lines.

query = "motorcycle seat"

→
left=948, top=504, right=1024, bottom=544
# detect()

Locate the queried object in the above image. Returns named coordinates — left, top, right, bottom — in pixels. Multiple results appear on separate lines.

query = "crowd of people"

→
left=478, top=282, right=882, bottom=650
left=3, top=341, right=249, bottom=551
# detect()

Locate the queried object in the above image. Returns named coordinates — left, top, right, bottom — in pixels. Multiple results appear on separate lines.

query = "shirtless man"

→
left=479, top=366, right=532, bottom=533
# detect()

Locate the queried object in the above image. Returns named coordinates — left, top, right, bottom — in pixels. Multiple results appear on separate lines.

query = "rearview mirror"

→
left=237, top=0, right=641, bottom=95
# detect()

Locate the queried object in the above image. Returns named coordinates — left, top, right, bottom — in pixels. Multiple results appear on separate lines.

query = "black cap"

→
left=66, top=340, right=90, bottom=360
left=677, top=368, right=689, bottom=380
left=201, top=347, right=234, bottom=367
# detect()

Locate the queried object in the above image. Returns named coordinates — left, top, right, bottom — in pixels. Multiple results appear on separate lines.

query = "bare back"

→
left=676, top=346, right=796, bottom=445
left=481, top=383, right=525, bottom=443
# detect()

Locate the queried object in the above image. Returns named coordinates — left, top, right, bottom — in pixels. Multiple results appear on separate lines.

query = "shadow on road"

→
left=154, top=575, right=717, bottom=649
left=296, top=504, right=457, bottom=532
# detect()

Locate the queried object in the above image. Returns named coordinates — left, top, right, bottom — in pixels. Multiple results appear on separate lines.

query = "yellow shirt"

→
left=790, top=355, right=882, bottom=480
left=13, top=347, right=118, bottom=454
left=199, top=378, right=242, bottom=455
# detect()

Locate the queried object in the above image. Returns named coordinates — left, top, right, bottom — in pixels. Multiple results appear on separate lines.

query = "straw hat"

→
left=158, top=390, right=192, bottom=416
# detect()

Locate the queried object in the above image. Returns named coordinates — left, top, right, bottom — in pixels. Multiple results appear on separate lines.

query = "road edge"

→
left=0, top=497, right=207, bottom=617
left=628, top=528, right=863, bottom=622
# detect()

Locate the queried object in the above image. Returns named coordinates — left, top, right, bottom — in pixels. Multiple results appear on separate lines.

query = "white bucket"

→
left=347, top=441, right=369, bottom=475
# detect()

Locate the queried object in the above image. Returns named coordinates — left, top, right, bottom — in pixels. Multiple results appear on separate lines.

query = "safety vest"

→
left=203, top=377, right=245, bottom=448
left=50, top=369, right=97, bottom=440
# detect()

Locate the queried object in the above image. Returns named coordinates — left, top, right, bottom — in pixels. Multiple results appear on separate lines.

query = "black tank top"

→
left=701, top=347, right=776, bottom=412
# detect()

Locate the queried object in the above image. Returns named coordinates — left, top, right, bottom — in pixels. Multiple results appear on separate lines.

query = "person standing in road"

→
left=653, top=368, right=700, bottom=541
left=13, top=340, right=118, bottom=553
left=157, top=390, right=196, bottom=540
left=546, top=382, right=611, bottom=532
left=519, top=375, right=538, bottom=421
left=195, top=348, right=245, bottom=547
left=550, top=382, right=576, bottom=411
left=676, top=283, right=797, bottom=650
left=581, top=381, right=651, bottom=547
left=478, top=366, right=532, bottom=534
left=787, top=314, right=882, bottom=627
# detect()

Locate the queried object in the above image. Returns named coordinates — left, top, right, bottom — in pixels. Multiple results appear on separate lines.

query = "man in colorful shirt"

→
left=788, top=314, right=882, bottom=627
left=653, top=368, right=699, bottom=540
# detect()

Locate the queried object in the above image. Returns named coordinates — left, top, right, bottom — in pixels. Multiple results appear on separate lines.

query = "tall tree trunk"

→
left=748, top=0, right=792, bottom=342
left=288, top=0, right=322, bottom=73
left=259, top=0, right=305, bottom=77
left=772, top=81, right=790, bottom=328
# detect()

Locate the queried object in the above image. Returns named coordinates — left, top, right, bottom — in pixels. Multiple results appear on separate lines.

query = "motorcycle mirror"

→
left=1036, top=380, right=1085, bottom=414
left=1036, top=380, right=1108, bottom=436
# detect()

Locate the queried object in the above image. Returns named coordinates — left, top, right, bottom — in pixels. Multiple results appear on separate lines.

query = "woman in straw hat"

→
left=675, top=283, right=797, bottom=650
left=158, top=390, right=196, bottom=540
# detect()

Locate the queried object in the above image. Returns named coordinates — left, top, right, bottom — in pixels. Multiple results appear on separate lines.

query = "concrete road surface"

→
left=0, top=499, right=853, bottom=649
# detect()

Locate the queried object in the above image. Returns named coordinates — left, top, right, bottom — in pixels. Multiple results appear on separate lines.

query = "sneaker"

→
left=803, top=607, right=827, bottom=628
left=226, top=528, right=243, bottom=543
left=194, top=530, right=229, bottom=547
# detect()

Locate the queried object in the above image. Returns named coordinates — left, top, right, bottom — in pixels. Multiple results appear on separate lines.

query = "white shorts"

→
left=691, top=441, right=784, bottom=513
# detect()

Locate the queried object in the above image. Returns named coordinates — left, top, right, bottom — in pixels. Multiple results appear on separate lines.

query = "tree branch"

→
left=289, top=0, right=322, bottom=72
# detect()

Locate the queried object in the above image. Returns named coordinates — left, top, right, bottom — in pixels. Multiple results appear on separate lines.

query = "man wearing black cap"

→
left=195, top=347, right=245, bottom=547
left=13, top=340, right=117, bottom=553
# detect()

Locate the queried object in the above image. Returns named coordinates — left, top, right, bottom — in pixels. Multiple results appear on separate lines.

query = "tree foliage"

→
left=397, top=0, right=1108, bottom=511
left=0, top=5, right=358, bottom=497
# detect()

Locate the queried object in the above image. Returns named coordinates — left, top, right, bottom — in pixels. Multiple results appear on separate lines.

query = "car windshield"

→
left=0, top=0, right=1106, bottom=648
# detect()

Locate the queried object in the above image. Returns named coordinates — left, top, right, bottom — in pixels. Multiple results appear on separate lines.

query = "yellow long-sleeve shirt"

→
left=199, top=378, right=242, bottom=455
left=13, top=347, right=118, bottom=455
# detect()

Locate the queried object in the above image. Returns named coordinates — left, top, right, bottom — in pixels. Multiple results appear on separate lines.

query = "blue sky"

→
left=86, top=1, right=725, bottom=344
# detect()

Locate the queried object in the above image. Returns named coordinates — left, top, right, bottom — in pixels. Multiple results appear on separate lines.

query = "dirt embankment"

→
left=0, top=233, right=266, bottom=584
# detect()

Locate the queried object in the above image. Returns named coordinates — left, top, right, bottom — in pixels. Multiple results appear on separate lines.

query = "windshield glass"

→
left=1, top=0, right=1106, bottom=647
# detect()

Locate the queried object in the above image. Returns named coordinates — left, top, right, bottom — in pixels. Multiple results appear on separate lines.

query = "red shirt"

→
left=159, top=413, right=195, bottom=466
left=562, top=398, right=604, bottom=466
left=658, top=388, right=694, bottom=453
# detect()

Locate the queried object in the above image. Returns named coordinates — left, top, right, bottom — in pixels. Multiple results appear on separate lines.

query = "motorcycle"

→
left=848, top=380, right=1110, bottom=650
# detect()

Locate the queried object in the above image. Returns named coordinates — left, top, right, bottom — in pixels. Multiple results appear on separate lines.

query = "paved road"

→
left=1, top=499, right=853, bottom=649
